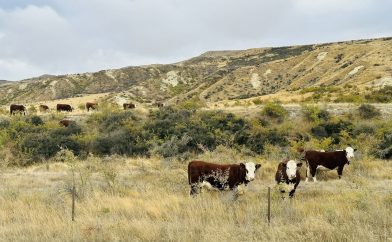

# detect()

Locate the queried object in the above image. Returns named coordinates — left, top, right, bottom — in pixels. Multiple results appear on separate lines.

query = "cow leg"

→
left=337, top=166, right=344, bottom=179
left=310, top=167, right=317, bottom=182
left=289, top=189, right=296, bottom=198
left=190, top=183, right=199, bottom=196
left=305, top=165, right=311, bottom=182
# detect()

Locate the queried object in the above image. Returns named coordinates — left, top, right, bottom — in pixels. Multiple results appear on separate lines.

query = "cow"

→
left=300, top=146, right=356, bottom=182
left=86, top=102, right=98, bottom=112
left=275, top=160, right=302, bottom=198
left=59, top=119, right=74, bottom=127
left=123, top=103, right=135, bottom=110
left=39, top=104, right=49, bottom=112
left=188, top=160, right=261, bottom=196
left=56, top=104, right=73, bottom=112
left=156, top=102, right=164, bottom=108
left=10, top=104, right=26, bottom=115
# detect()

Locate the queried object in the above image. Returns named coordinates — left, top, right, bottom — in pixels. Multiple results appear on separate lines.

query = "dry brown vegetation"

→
left=0, top=146, right=391, bottom=241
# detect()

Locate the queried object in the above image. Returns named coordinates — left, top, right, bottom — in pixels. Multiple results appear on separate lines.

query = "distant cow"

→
left=275, top=160, right=302, bottom=198
left=123, top=103, right=135, bottom=110
left=188, top=160, right=261, bottom=196
left=86, top=102, right=98, bottom=112
left=56, top=104, right=73, bottom=112
left=156, top=102, right=164, bottom=108
left=39, top=104, right=49, bottom=112
left=10, top=104, right=26, bottom=115
left=59, top=119, right=74, bottom=127
left=300, top=147, right=356, bottom=182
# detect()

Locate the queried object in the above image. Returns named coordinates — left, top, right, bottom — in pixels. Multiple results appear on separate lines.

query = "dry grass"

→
left=0, top=149, right=391, bottom=242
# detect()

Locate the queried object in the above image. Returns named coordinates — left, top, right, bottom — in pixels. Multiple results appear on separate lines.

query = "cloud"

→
left=0, top=0, right=391, bottom=80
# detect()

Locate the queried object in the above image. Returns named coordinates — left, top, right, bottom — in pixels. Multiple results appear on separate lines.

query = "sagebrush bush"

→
left=358, top=104, right=381, bottom=119
left=261, top=102, right=288, bottom=123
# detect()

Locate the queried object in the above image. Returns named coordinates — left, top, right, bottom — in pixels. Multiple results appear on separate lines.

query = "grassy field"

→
left=0, top=147, right=391, bottom=242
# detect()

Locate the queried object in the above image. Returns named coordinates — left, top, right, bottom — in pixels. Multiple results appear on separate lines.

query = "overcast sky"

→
left=0, top=0, right=391, bottom=81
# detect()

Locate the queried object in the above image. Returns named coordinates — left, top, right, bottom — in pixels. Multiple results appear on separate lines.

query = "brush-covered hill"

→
left=1, top=37, right=391, bottom=105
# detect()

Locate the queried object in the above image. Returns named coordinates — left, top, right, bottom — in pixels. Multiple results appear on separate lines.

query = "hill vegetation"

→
left=0, top=37, right=392, bottom=105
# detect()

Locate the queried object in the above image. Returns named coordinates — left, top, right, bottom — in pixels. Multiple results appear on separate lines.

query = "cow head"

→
left=241, top=162, right=261, bottom=182
left=283, top=160, right=302, bottom=180
left=345, top=146, right=356, bottom=163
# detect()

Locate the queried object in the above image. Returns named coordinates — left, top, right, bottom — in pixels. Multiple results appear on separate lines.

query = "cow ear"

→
left=255, top=164, right=261, bottom=170
left=240, top=163, right=245, bottom=169
left=297, top=162, right=303, bottom=168
left=354, top=148, right=357, bottom=152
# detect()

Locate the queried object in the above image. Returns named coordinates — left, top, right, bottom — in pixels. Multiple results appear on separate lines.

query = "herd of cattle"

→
left=188, top=146, right=356, bottom=197
left=8, top=102, right=164, bottom=127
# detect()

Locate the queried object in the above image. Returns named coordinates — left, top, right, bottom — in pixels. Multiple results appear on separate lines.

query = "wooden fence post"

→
left=268, top=186, right=271, bottom=226
left=72, top=185, right=75, bottom=222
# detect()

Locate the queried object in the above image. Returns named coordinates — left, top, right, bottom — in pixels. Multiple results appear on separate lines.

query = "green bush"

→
left=261, top=102, right=288, bottom=123
left=30, top=116, right=44, bottom=126
left=365, top=86, right=392, bottom=103
left=373, top=133, right=392, bottom=159
left=358, top=104, right=381, bottom=119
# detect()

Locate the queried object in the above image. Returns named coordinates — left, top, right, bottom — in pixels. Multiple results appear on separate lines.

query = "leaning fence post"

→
left=267, top=186, right=271, bottom=226
left=72, top=185, right=76, bottom=222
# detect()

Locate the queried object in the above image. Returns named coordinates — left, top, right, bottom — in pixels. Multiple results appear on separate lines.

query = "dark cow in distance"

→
left=10, top=104, right=26, bottom=115
left=39, top=104, right=49, bottom=112
left=123, top=103, right=135, bottom=110
left=56, top=104, right=73, bottom=112
left=86, top=102, right=98, bottom=112
left=59, top=119, right=74, bottom=127
left=299, top=146, right=356, bottom=182
left=275, top=160, right=302, bottom=198
left=188, top=160, right=261, bottom=196
left=156, top=102, right=164, bottom=108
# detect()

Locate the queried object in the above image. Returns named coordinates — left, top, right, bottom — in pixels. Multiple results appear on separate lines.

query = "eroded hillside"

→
left=0, top=37, right=391, bottom=105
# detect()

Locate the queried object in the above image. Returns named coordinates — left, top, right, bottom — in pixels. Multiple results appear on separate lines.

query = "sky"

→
left=0, top=0, right=391, bottom=81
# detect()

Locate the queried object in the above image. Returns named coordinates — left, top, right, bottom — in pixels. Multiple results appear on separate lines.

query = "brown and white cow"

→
left=10, top=104, right=26, bottom=115
left=275, top=160, right=302, bottom=198
left=39, top=104, right=49, bottom=112
left=59, top=119, right=74, bottom=127
left=86, top=102, right=98, bottom=112
left=56, top=104, right=73, bottom=112
left=188, top=160, right=261, bottom=196
left=301, top=147, right=356, bottom=182
left=123, top=103, right=135, bottom=110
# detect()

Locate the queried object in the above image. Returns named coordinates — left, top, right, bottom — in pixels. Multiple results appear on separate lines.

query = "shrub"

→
left=28, top=105, right=37, bottom=114
left=261, top=102, right=288, bottom=123
left=152, top=134, right=192, bottom=158
left=365, top=86, right=392, bottom=103
left=301, top=105, right=330, bottom=122
left=30, top=116, right=44, bottom=126
left=358, top=104, right=381, bottom=119
left=373, top=133, right=392, bottom=159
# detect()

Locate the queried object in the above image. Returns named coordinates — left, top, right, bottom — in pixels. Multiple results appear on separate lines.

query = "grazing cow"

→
left=59, top=119, right=74, bottom=127
left=275, top=160, right=302, bottom=198
left=39, top=104, right=49, bottom=112
left=86, top=102, right=98, bottom=112
left=56, top=104, right=73, bottom=112
left=10, top=104, right=26, bottom=115
left=300, top=147, right=356, bottom=182
left=156, top=102, right=164, bottom=108
left=123, top=103, right=135, bottom=110
left=188, top=160, right=261, bottom=196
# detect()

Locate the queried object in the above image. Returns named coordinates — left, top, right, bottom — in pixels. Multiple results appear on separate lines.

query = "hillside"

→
left=0, top=37, right=391, bottom=105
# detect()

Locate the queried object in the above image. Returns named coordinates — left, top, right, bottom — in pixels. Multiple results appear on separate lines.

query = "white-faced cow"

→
left=188, top=160, right=261, bottom=196
left=301, top=146, right=356, bottom=182
left=275, top=160, right=302, bottom=198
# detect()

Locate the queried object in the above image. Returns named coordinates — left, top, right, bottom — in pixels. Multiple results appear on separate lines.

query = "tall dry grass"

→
left=0, top=149, right=391, bottom=241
